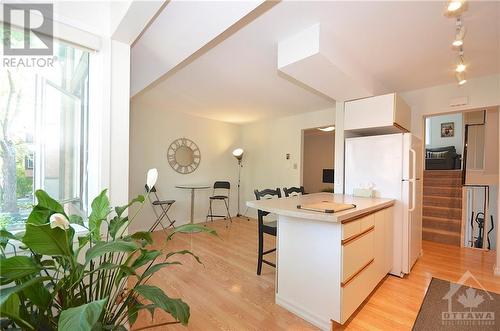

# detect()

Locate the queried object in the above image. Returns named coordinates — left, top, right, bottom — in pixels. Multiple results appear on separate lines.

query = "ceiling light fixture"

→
left=447, top=0, right=465, bottom=12
left=455, top=51, right=466, bottom=73
left=452, top=19, right=466, bottom=47
left=318, top=126, right=335, bottom=132
left=456, top=71, right=467, bottom=85
left=445, top=2, right=469, bottom=86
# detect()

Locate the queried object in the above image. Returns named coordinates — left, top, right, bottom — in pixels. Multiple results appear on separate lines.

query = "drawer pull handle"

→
left=342, top=226, right=374, bottom=246
left=341, top=205, right=392, bottom=224
left=341, top=259, right=374, bottom=287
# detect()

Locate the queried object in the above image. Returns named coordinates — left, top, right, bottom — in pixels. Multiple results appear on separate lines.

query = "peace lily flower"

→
left=49, top=213, right=70, bottom=230
left=146, top=168, right=158, bottom=190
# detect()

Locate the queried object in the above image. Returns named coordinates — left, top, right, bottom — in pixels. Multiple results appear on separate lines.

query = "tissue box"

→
left=353, top=188, right=374, bottom=198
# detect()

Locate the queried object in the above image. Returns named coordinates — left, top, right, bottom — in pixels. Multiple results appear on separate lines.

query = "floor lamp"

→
left=233, top=148, right=249, bottom=220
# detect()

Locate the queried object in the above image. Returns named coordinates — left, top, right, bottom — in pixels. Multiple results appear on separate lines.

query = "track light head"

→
left=445, top=0, right=468, bottom=17
left=452, top=19, right=466, bottom=47
left=456, top=71, right=467, bottom=85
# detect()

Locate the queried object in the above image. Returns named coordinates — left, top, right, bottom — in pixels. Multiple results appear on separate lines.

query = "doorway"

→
left=423, top=107, right=499, bottom=250
left=301, top=126, right=335, bottom=194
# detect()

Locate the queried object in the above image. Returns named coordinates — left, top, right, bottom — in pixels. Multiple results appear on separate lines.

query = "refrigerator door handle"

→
left=409, top=148, right=417, bottom=181
left=409, top=148, right=417, bottom=212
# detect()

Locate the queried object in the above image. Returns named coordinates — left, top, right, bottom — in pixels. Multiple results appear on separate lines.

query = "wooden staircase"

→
left=422, top=170, right=463, bottom=246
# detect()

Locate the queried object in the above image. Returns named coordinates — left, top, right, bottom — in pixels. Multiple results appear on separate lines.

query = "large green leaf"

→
left=88, top=190, right=111, bottom=239
left=108, top=216, right=128, bottom=240
left=85, top=240, right=138, bottom=264
left=115, top=195, right=144, bottom=217
left=131, top=249, right=161, bottom=269
left=127, top=299, right=155, bottom=326
left=166, top=224, right=217, bottom=241
left=134, top=285, right=190, bottom=325
left=0, top=256, right=41, bottom=283
left=0, top=292, right=19, bottom=317
left=0, top=229, right=17, bottom=249
left=22, top=223, right=74, bottom=256
left=34, top=190, right=65, bottom=213
left=142, top=261, right=181, bottom=279
left=26, top=206, right=52, bottom=225
left=128, top=231, right=153, bottom=246
left=165, top=249, right=202, bottom=264
left=22, top=282, right=51, bottom=310
left=58, top=299, right=107, bottom=331
left=0, top=293, right=35, bottom=330
left=0, top=276, right=50, bottom=306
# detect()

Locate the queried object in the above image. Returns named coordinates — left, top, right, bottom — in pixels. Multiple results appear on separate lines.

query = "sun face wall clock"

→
left=167, top=138, right=201, bottom=174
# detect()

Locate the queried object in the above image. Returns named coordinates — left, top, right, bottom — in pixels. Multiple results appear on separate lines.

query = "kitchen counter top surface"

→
left=246, top=193, right=395, bottom=223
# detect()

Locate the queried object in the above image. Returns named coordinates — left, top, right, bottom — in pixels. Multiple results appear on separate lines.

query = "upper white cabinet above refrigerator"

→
left=344, top=93, right=411, bottom=135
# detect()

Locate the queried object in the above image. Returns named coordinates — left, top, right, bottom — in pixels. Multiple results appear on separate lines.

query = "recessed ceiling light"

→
left=318, top=126, right=335, bottom=132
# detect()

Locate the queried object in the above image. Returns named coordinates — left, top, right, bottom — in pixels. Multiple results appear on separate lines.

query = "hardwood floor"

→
left=132, top=218, right=499, bottom=331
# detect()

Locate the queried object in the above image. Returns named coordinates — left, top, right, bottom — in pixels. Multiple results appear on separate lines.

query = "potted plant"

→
left=0, top=169, right=215, bottom=330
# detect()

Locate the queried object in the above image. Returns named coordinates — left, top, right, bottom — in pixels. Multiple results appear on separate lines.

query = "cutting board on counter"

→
left=297, top=201, right=356, bottom=214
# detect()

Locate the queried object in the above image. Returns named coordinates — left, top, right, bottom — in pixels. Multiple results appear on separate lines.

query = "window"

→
left=0, top=37, right=89, bottom=231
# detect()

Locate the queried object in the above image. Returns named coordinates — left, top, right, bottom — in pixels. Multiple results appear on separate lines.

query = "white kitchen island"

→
left=247, top=193, right=395, bottom=330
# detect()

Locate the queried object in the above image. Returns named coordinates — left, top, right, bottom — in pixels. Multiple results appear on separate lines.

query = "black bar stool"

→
left=145, top=185, right=176, bottom=231
left=254, top=188, right=281, bottom=275
left=283, top=186, right=305, bottom=197
left=206, top=181, right=232, bottom=225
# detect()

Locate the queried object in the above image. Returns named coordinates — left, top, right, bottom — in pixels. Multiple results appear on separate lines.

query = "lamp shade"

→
left=232, top=148, right=244, bottom=160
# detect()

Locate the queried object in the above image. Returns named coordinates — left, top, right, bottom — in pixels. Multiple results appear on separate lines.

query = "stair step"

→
left=423, top=216, right=462, bottom=232
left=423, top=196, right=462, bottom=208
left=423, top=177, right=462, bottom=187
left=422, top=228, right=461, bottom=246
left=424, top=170, right=462, bottom=178
left=423, top=186, right=462, bottom=198
left=423, top=205, right=461, bottom=219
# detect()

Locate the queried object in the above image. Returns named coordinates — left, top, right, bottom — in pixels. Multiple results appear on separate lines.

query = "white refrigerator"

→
left=345, top=133, right=423, bottom=277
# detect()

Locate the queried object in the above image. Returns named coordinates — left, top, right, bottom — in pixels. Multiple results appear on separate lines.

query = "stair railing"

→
left=463, top=184, right=492, bottom=250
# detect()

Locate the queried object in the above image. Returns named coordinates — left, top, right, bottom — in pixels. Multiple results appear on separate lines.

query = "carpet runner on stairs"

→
left=422, top=170, right=463, bottom=246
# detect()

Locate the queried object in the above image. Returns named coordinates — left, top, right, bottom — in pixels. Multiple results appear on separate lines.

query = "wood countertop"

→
left=246, top=193, right=395, bottom=223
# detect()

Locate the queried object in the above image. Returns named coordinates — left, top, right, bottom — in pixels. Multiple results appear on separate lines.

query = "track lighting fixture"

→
left=455, top=51, right=466, bottom=73
left=456, top=71, right=467, bottom=85
left=445, top=0, right=467, bottom=16
left=452, top=18, right=466, bottom=47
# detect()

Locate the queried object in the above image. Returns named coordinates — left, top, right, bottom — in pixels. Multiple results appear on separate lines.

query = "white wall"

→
left=401, top=74, right=500, bottom=140
left=303, top=131, right=334, bottom=193
left=426, top=113, right=463, bottom=153
left=240, top=108, right=335, bottom=217
left=129, top=100, right=242, bottom=231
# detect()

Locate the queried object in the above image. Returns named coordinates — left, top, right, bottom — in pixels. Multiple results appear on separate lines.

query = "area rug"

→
left=412, top=277, right=500, bottom=330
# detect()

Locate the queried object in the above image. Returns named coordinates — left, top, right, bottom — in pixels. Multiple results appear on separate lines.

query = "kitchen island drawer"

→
left=341, top=226, right=375, bottom=281
left=341, top=212, right=375, bottom=239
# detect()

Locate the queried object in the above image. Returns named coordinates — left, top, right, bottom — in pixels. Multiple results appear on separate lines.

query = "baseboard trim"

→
left=275, top=295, right=332, bottom=331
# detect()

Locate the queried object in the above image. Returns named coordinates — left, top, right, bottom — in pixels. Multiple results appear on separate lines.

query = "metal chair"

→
left=145, top=185, right=176, bottom=232
left=283, top=186, right=305, bottom=197
left=206, top=181, right=232, bottom=224
left=254, top=188, right=281, bottom=275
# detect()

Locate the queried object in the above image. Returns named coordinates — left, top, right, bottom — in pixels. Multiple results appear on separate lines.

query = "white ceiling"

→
left=132, top=0, right=500, bottom=124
